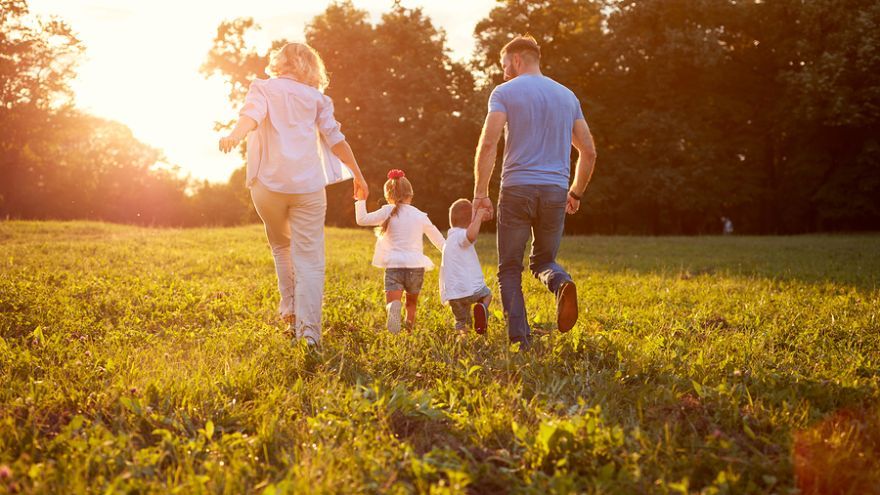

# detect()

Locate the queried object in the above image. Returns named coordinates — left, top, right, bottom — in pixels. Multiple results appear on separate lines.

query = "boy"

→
left=440, top=199, right=493, bottom=334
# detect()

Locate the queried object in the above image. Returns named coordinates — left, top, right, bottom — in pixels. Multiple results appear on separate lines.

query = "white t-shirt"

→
left=355, top=201, right=445, bottom=269
left=439, top=228, right=487, bottom=303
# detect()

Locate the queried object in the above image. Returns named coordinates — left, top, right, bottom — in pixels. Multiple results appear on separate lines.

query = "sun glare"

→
left=25, top=0, right=492, bottom=184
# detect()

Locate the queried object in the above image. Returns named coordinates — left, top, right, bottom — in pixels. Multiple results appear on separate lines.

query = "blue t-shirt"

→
left=488, top=74, right=585, bottom=189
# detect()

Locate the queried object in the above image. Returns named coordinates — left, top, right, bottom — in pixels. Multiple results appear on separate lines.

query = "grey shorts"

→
left=449, top=285, right=492, bottom=329
left=384, top=268, right=425, bottom=293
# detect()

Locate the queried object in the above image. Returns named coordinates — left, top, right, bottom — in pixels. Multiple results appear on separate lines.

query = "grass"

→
left=1, top=221, right=879, bottom=494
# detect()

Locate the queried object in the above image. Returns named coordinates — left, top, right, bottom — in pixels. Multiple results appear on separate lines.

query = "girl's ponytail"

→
left=379, top=169, right=413, bottom=235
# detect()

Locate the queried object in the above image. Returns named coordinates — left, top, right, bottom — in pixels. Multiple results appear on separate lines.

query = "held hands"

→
left=566, top=190, right=581, bottom=215
left=353, top=176, right=369, bottom=201
left=472, top=196, right=494, bottom=221
left=474, top=207, right=491, bottom=222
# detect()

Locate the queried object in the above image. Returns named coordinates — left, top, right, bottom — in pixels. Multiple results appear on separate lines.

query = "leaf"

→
left=32, top=326, right=44, bottom=344
left=691, top=380, right=704, bottom=398
left=120, top=397, right=142, bottom=415
left=204, top=420, right=214, bottom=440
left=743, top=423, right=756, bottom=440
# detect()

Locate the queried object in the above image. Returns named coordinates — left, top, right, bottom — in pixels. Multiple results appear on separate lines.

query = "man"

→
left=472, top=35, right=597, bottom=350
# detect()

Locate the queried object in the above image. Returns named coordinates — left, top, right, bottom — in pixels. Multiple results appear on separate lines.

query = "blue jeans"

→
left=497, top=185, right=572, bottom=345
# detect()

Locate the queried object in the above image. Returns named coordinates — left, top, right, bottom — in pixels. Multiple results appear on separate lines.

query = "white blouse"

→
left=355, top=201, right=445, bottom=270
left=240, top=77, right=352, bottom=194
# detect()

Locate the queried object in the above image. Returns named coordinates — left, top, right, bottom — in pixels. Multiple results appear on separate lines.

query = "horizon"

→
left=27, top=0, right=496, bottom=184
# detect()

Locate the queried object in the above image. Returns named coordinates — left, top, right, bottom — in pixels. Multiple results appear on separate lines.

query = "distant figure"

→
left=472, top=35, right=597, bottom=350
left=721, top=216, right=734, bottom=235
left=219, top=42, right=369, bottom=347
left=354, top=169, right=445, bottom=334
left=440, top=199, right=493, bottom=335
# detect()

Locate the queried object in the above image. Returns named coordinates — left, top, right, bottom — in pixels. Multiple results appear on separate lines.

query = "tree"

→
left=0, top=0, right=83, bottom=217
left=203, top=1, right=480, bottom=227
left=471, top=0, right=880, bottom=233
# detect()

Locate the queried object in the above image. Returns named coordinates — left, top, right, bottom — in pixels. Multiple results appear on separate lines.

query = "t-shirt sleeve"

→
left=488, top=86, right=507, bottom=113
left=573, top=93, right=585, bottom=120
left=450, top=229, right=472, bottom=249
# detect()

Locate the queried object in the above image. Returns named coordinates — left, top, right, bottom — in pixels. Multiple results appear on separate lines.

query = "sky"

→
left=28, top=0, right=497, bottom=183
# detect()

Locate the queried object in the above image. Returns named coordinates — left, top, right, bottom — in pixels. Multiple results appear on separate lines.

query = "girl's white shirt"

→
left=355, top=201, right=445, bottom=270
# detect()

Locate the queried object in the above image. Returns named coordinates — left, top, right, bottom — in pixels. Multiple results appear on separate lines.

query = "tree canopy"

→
left=3, top=0, right=879, bottom=233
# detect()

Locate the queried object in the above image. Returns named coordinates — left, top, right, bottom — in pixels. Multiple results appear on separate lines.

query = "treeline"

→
left=0, top=0, right=251, bottom=226
left=4, top=0, right=880, bottom=233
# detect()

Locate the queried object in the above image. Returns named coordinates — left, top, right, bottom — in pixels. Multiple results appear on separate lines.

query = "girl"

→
left=355, top=170, right=445, bottom=333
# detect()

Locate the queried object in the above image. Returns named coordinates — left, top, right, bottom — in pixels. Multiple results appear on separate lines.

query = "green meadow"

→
left=1, top=221, right=879, bottom=494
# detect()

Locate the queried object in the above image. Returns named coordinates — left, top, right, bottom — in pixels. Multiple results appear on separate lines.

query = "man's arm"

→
left=567, top=119, right=597, bottom=214
left=473, top=111, right=507, bottom=219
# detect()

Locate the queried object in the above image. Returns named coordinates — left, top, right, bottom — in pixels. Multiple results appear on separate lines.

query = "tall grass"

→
left=1, top=221, right=878, bottom=494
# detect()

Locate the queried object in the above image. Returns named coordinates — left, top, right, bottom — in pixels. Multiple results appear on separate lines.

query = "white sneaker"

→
left=386, top=300, right=403, bottom=334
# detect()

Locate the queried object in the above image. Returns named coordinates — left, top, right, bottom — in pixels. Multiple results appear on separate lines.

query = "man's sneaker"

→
left=386, top=300, right=403, bottom=334
left=557, top=281, right=578, bottom=332
left=472, top=303, right=488, bottom=335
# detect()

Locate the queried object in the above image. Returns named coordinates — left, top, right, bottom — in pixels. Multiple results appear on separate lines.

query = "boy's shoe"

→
left=557, top=281, right=578, bottom=332
left=386, top=300, right=403, bottom=334
left=472, top=303, right=488, bottom=335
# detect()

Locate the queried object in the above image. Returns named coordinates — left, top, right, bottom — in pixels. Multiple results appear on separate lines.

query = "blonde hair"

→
left=379, top=176, right=414, bottom=235
left=449, top=199, right=472, bottom=228
left=267, top=42, right=329, bottom=91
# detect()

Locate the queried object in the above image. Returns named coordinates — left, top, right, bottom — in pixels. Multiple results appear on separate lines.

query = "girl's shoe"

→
left=473, top=303, right=488, bottom=335
left=386, top=300, right=403, bottom=334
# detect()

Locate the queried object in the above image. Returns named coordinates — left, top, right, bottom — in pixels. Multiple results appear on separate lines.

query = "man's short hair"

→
left=501, top=35, right=541, bottom=61
left=449, top=199, right=472, bottom=228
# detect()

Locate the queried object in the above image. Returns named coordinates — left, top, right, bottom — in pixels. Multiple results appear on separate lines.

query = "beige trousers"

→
left=251, top=181, right=326, bottom=343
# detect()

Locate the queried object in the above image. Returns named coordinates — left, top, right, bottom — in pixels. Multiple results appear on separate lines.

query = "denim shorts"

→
left=449, top=285, right=492, bottom=329
left=384, top=268, right=425, bottom=293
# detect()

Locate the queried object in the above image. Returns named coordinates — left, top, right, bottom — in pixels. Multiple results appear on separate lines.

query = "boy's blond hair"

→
left=449, top=198, right=472, bottom=229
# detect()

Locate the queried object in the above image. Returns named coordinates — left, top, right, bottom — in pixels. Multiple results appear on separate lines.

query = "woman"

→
left=219, top=42, right=369, bottom=346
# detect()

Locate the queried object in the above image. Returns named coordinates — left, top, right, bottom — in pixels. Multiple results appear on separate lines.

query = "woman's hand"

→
left=218, top=135, right=241, bottom=153
left=218, top=117, right=257, bottom=153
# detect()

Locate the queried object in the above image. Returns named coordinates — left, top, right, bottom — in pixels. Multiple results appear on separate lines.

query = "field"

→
left=1, top=221, right=879, bottom=494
